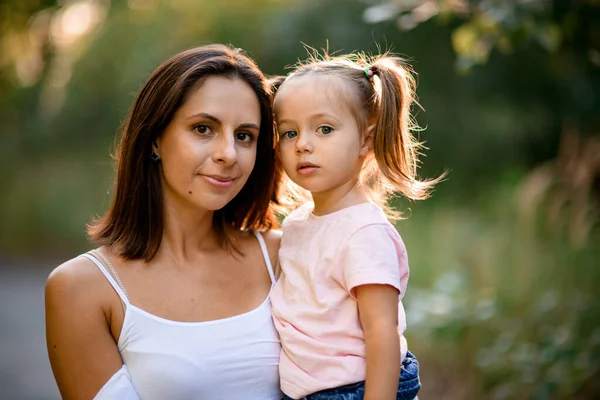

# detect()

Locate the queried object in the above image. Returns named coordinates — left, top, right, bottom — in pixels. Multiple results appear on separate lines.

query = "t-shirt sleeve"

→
left=339, top=224, right=409, bottom=298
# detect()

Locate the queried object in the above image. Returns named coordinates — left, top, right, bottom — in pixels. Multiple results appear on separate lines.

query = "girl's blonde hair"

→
left=273, top=50, right=445, bottom=219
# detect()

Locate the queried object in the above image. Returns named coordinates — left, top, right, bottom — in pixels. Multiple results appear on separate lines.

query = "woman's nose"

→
left=212, top=134, right=237, bottom=164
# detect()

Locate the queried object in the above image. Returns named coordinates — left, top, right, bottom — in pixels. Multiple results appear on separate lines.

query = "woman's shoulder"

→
left=45, top=252, right=126, bottom=399
left=261, top=229, right=282, bottom=247
left=48, top=252, right=99, bottom=287
left=258, top=229, right=282, bottom=278
left=45, top=250, right=114, bottom=310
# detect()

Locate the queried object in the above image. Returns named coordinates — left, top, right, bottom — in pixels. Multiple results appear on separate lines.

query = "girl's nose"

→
left=295, top=132, right=313, bottom=154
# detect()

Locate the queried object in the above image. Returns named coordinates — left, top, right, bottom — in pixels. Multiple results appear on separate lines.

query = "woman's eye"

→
left=235, top=132, right=254, bottom=142
left=195, top=125, right=212, bottom=135
left=281, top=130, right=297, bottom=139
left=317, top=126, right=333, bottom=135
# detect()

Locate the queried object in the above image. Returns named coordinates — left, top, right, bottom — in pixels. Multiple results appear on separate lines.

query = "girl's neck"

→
left=311, top=179, right=369, bottom=216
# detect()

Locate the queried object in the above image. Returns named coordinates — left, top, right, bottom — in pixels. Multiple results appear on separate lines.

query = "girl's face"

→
left=156, top=76, right=261, bottom=213
left=275, top=75, right=370, bottom=196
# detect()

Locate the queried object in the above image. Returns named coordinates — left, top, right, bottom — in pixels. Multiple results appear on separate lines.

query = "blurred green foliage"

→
left=0, top=0, right=598, bottom=398
left=398, top=181, right=600, bottom=399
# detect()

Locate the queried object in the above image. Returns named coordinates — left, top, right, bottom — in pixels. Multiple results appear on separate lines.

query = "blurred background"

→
left=1, top=0, right=599, bottom=399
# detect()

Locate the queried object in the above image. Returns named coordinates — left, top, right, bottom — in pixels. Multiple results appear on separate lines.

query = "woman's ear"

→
left=150, top=138, right=162, bottom=162
left=359, top=125, right=375, bottom=156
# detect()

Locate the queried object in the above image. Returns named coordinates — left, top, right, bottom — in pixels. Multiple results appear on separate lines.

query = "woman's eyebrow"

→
left=238, top=122, right=260, bottom=131
left=186, top=112, right=220, bottom=123
left=186, top=113, right=259, bottom=132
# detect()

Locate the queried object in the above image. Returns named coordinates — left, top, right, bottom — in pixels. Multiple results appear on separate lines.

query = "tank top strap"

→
left=252, top=231, right=276, bottom=284
left=80, top=250, right=130, bottom=305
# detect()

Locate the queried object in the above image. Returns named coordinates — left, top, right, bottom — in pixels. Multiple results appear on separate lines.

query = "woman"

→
left=45, top=44, right=282, bottom=399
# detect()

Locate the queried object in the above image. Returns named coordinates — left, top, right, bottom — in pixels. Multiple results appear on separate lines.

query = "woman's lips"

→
left=202, top=175, right=235, bottom=189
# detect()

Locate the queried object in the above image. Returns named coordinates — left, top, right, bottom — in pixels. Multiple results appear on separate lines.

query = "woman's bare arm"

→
left=45, top=257, right=124, bottom=400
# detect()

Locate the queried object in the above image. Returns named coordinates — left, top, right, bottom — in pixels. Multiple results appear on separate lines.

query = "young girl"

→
left=270, top=52, right=442, bottom=400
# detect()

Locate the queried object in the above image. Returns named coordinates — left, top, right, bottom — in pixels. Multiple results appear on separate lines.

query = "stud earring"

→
left=151, top=151, right=160, bottom=161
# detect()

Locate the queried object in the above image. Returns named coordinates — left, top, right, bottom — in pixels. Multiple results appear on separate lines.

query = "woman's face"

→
left=156, top=76, right=261, bottom=213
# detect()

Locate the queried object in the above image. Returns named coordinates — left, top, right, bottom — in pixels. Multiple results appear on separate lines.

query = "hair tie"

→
left=364, top=66, right=374, bottom=80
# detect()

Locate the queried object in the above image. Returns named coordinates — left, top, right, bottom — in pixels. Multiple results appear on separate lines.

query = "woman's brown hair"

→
left=88, top=44, right=279, bottom=261
left=275, top=51, right=445, bottom=218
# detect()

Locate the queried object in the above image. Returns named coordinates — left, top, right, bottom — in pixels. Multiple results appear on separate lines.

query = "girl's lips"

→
left=297, top=166, right=319, bottom=176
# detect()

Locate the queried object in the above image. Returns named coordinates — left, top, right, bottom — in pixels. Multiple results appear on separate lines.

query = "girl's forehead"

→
left=274, top=74, right=358, bottom=114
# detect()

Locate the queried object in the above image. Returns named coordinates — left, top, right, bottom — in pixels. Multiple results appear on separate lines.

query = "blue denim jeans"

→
left=282, top=351, right=421, bottom=400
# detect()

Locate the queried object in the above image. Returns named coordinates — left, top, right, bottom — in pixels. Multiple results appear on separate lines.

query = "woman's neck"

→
left=158, top=197, right=221, bottom=265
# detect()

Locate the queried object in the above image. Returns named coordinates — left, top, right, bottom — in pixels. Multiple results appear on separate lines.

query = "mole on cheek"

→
left=188, top=190, right=192, bottom=194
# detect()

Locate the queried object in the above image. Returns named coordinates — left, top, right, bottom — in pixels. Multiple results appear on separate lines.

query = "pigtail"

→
left=371, top=57, right=442, bottom=201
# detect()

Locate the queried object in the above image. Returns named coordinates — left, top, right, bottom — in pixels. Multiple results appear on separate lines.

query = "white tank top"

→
left=81, top=231, right=281, bottom=399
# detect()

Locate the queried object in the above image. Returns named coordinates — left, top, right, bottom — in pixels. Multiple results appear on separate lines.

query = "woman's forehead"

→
left=177, top=76, right=261, bottom=123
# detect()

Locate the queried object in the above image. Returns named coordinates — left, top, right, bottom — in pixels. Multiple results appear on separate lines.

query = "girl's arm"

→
left=45, top=257, right=125, bottom=399
left=356, top=284, right=401, bottom=400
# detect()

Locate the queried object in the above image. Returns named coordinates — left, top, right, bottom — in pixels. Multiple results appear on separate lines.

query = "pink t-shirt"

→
left=270, top=202, right=410, bottom=398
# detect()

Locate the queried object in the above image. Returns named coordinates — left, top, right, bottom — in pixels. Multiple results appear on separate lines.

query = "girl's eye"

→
left=317, top=126, right=333, bottom=135
left=281, top=130, right=297, bottom=139
left=195, top=125, right=212, bottom=135
left=235, top=132, right=254, bottom=142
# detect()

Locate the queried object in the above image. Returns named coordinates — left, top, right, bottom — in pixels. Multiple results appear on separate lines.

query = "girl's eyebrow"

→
left=310, top=113, right=341, bottom=123
left=277, top=118, right=293, bottom=125
left=278, top=113, right=340, bottom=125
